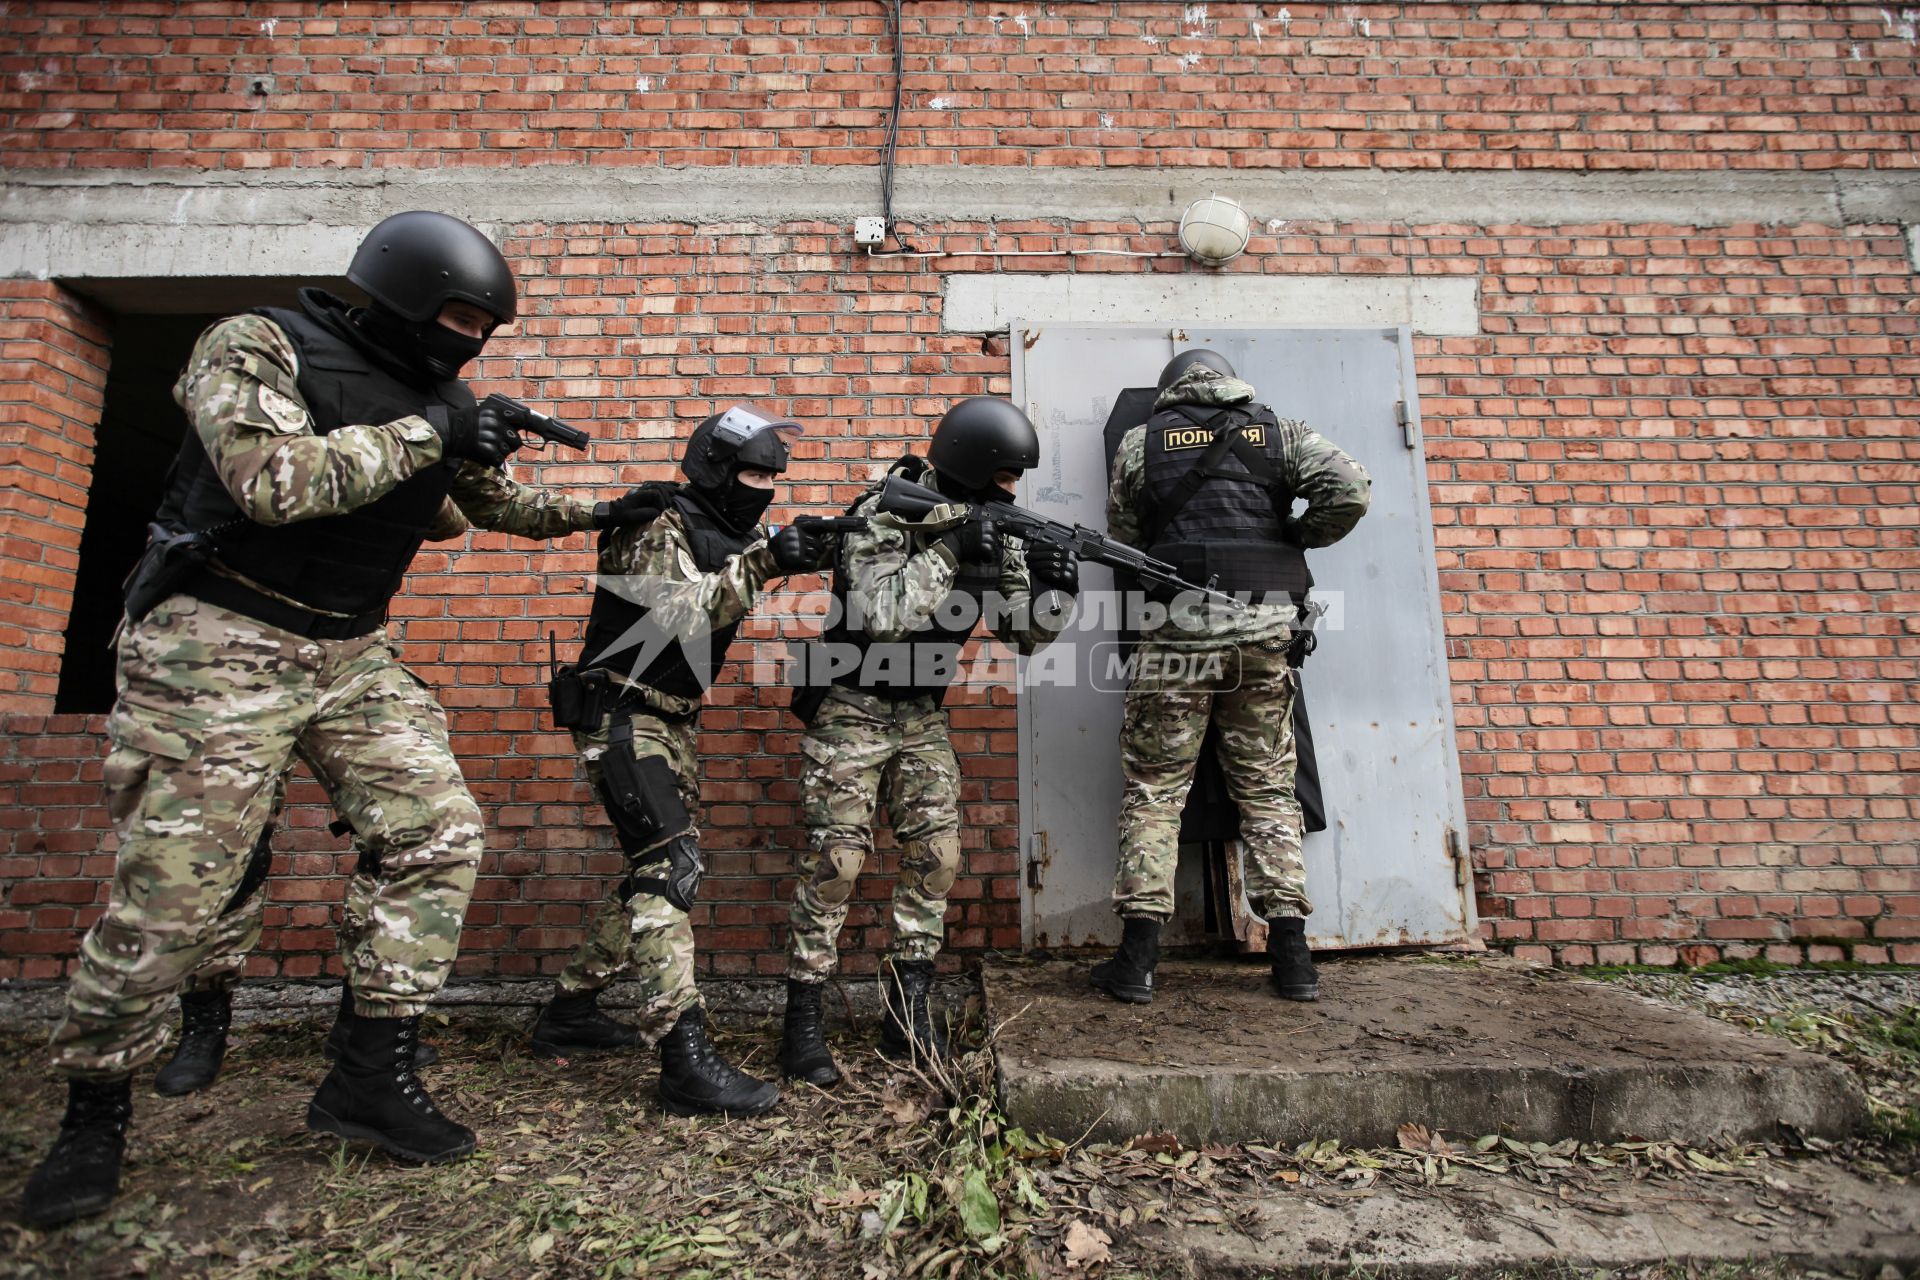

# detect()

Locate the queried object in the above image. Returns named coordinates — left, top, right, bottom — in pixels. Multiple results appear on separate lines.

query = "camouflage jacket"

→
left=837, top=476, right=1071, bottom=656
left=589, top=505, right=778, bottom=721
left=1107, top=370, right=1371, bottom=644
left=172, top=314, right=598, bottom=541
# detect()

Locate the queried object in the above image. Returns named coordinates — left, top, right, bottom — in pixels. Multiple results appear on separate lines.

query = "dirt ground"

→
left=0, top=966, right=1914, bottom=1280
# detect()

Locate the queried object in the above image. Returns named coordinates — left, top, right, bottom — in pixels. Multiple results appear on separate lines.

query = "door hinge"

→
left=1396, top=400, right=1416, bottom=450
left=1447, top=826, right=1471, bottom=889
left=1026, top=856, right=1044, bottom=892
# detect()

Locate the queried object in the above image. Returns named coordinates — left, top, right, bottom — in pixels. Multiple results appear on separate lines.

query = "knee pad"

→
left=908, top=834, right=962, bottom=898
left=811, top=845, right=865, bottom=906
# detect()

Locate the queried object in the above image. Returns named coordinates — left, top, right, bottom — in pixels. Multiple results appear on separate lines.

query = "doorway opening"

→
left=54, top=312, right=221, bottom=714
left=53, top=278, right=350, bottom=714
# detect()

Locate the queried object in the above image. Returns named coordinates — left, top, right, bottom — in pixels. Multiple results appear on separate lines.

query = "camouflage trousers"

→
left=556, top=710, right=703, bottom=1046
left=52, top=594, right=485, bottom=1079
left=788, top=689, right=962, bottom=983
left=181, top=806, right=382, bottom=996
left=1114, top=639, right=1312, bottom=922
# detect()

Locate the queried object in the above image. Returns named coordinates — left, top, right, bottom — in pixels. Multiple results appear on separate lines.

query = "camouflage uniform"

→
left=51, top=314, right=600, bottom=1080
left=787, top=487, right=1068, bottom=981
left=554, top=508, right=779, bottom=1045
left=181, top=500, right=472, bottom=997
left=1107, top=369, right=1371, bottom=922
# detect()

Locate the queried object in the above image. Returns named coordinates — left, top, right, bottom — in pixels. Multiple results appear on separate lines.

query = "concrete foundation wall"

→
left=0, top=4, right=1915, bottom=982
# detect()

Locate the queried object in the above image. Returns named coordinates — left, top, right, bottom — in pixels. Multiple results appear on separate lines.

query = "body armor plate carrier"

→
left=573, top=490, right=753, bottom=703
left=151, top=289, right=467, bottom=620
left=1139, top=402, right=1310, bottom=601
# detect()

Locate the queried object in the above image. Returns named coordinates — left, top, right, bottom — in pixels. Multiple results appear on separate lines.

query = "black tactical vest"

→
left=153, top=289, right=465, bottom=617
left=820, top=485, right=1002, bottom=703
left=1139, top=402, right=1311, bottom=600
left=576, top=490, right=754, bottom=700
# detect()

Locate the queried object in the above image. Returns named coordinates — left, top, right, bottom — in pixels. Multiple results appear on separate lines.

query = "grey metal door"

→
left=1012, top=326, right=1474, bottom=950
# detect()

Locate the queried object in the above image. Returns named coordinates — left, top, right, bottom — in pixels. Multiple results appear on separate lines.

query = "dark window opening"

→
left=54, top=312, right=223, bottom=715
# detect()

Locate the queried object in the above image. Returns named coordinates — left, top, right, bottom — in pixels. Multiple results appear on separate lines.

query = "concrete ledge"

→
left=4, top=166, right=1914, bottom=283
left=944, top=272, right=1479, bottom=334
left=988, top=957, right=1869, bottom=1148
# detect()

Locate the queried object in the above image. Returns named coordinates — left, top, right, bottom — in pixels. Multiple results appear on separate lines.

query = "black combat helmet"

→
left=348, top=211, right=517, bottom=327
left=1156, top=348, right=1235, bottom=391
left=681, top=402, right=803, bottom=488
left=680, top=402, right=805, bottom=532
left=927, top=397, right=1040, bottom=494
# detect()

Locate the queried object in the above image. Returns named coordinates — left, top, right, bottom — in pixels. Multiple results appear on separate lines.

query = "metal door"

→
left=1012, top=326, right=1474, bottom=950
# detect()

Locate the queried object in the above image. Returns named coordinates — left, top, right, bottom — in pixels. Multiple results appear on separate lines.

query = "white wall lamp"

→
left=1177, top=194, right=1252, bottom=266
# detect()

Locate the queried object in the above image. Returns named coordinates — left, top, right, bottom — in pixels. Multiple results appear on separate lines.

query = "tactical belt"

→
left=185, top=570, right=386, bottom=641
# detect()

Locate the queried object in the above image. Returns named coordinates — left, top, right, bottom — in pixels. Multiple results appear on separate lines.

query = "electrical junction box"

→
left=853, top=217, right=887, bottom=247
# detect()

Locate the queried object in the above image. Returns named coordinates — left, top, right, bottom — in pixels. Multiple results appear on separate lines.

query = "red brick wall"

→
left=1, top=5, right=1916, bottom=980
left=3, top=3, right=1917, bottom=173
left=0, top=282, right=108, bottom=710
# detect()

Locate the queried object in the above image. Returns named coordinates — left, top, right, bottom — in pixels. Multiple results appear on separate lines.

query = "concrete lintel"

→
left=944, top=272, right=1479, bottom=335
left=2, top=166, right=1915, bottom=284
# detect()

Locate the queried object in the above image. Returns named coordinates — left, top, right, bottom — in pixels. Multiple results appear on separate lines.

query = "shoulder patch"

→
left=255, top=383, right=310, bottom=434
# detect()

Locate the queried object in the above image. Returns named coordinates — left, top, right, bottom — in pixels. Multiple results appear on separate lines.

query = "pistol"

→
left=481, top=393, right=589, bottom=450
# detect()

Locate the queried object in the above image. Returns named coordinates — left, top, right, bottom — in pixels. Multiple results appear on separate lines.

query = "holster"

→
left=122, top=522, right=217, bottom=625
left=597, top=718, right=701, bottom=911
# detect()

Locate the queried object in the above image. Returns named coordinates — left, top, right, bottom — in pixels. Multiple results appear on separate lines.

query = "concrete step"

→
left=986, top=955, right=1869, bottom=1148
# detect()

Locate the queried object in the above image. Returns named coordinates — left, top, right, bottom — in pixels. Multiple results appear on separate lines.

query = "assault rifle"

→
left=788, top=514, right=870, bottom=536
left=875, top=475, right=1245, bottom=610
left=480, top=393, right=589, bottom=450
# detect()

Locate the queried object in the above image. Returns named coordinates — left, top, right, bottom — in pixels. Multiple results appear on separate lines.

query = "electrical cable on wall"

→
left=865, top=245, right=1186, bottom=261
left=878, top=0, right=919, bottom=252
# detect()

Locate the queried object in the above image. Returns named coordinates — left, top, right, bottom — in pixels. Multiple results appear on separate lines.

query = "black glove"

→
left=770, top=522, right=825, bottom=573
left=594, top=483, right=671, bottom=531
left=435, top=401, right=519, bottom=468
left=1025, top=540, right=1078, bottom=594
left=947, top=509, right=1001, bottom=566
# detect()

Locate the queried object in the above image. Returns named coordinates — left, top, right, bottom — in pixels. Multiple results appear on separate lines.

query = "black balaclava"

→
left=352, top=303, right=487, bottom=384
left=933, top=468, right=1015, bottom=505
left=713, top=475, right=774, bottom=531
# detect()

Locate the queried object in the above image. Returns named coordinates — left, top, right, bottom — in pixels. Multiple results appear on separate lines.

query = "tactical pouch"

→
left=122, top=522, right=218, bottom=625
left=548, top=665, right=615, bottom=731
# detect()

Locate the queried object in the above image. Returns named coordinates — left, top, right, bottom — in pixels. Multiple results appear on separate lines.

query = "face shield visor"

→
left=711, top=402, right=804, bottom=475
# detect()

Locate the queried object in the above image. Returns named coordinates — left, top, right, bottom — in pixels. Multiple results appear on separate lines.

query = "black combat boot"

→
left=324, top=983, right=439, bottom=1067
left=656, top=1009, right=780, bottom=1118
left=153, top=989, right=233, bottom=1097
left=1267, top=916, right=1319, bottom=1002
left=1089, top=916, right=1162, bottom=1004
left=876, top=958, right=949, bottom=1065
left=778, top=979, right=841, bottom=1087
left=307, top=1015, right=475, bottom=1163
left=531, top=988, right=642, bottom=1059
left=20, top=1077, right=133, bottom=1228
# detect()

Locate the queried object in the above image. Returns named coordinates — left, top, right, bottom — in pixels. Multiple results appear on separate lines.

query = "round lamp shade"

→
left=1177, top=194, right=1252, bottom=265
